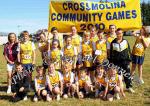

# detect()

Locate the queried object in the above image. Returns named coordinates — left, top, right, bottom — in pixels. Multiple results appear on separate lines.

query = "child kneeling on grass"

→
left=105, top=68, right=125, bottom=101
left=62, top=62, right=76, bottom=99
left=94, top=65, right=107, bottom=99
left=46, top=63, right=63, bottom=101
left=33, top=66, right=48, bottom=102
left=11, top=62, right=30, bottom=102
left=76, top=68, right=93, bottom=99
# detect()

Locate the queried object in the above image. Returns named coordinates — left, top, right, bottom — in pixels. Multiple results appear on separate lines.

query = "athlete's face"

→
left=80, top=71, right=86, bottom=78
left=16, top=65, right=23, bottom=73
left=90, top=28, right=96, bottom=36
left=9, top=34, right=16, bottom=43
left=52, top=30, right=58, bottom=36
left=108, top=69, right=116, bottom=77
left=84, top=35, right=90, bottom=41
left=66, top=38, right=72, bottom=45
left=52, top=41, right=58, bottom=48
left=63, top=65, right=70, bottom=73
left=48, top=64, right=55, bottom=73
left=96, top=68, right=104, bottom=77
left=37, top=69, right=43, bottom=76
left=116, top=30, right=123, bottom=40
left=109, top=26, right=116, bottom=33
left=23, top=33, right=29, bottom=42
left=71, top=27, right=77, bottom=35
left=40, top=34, right=46, bottom=41
left=97, top=33, right=103, bottom=40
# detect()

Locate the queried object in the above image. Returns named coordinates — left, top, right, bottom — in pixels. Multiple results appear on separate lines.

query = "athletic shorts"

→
left=79, top=88, right=86, bottom=94
left=108, top=88, right=115, bottom=95
left=7, top=63, right=15, bottom=72
left=98, top=85, right=105, bottom=93
left=132, top=55, right=144, bottom=65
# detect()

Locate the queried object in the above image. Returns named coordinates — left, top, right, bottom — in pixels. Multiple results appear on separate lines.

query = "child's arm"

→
left=103, top=82, right=108, bottom=100
left=59, top=72, right=63, bottom=95
left=141, top=37, right=150, bottom=48
left=132, top=30, right=140, bottom=37
left=17, top=43, right=21, bottom=62
left=46, top=75, right=53, bottom=93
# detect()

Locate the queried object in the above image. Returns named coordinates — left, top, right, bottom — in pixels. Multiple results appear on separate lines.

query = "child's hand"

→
left=102, top=95, right=106, bottom=101
left=19, top=87, right=24, bottom=92
left=12, top=93, right=16, bottom=98
left=122, top=93, right=126, bottom=98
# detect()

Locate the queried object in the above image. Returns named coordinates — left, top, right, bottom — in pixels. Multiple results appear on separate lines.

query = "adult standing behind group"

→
left=109, top=28, right=135, bottom=93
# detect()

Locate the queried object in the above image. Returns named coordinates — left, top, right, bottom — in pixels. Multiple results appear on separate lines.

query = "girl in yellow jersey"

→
left=38, top=33, right=50, bottom=71
left=33, top=66, right=47, bottom=102
left=71, top=26, right=82, bottom=54
left=94, top=65, right=107, bottom=99
left=46, top=63, right=63, bottom=101
left=131, top=26, right=150, bottom=84
left=105, top=68, right=125, bottom=101
left=80, top=31, right=95, bottom=82
left=62, top=62, right=76, bottom=99
left=50, top=39, right=63, bottom=72
left=94, top=30, right=107, bottom=64
left=76, top=68, right=93, bottom=99
left=62, top=36, right=78, bottom=71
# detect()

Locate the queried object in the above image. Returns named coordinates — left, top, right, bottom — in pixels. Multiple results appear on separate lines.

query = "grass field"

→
left=0, top=36, right=150, bottom=106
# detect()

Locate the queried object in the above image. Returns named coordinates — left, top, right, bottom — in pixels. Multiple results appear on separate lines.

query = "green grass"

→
left=0, top=36, right=150, bottom=106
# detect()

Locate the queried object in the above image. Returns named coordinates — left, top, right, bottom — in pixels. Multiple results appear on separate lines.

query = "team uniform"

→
left=106, top=74, right=120, bottom=95
left=50, top=49, right=63, bottom=71
left=95, top=76, right=107, bottom=93
left=38, top=41, right=50, bottom=69
left=132, top=37, right=150, bottom=65
left=80, top=41, right=95, bottom=70
left=76, top=75, right=91, bottom=94
left=34, top=76, right=47, bottom=99
left=62, top=45, right=77, bottom=68
left=95, top=40, right=107, bottom=64
left=62, top=72, right=75, bottom=95
left=17, top=41, right=36, bottom=71
left=46, top=71, right=63, bottom=94
left=90, top=36, right=98, bottom=43
left=106, top=34, right=116, bottom=52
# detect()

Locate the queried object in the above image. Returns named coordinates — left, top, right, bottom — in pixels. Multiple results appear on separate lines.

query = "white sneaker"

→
left=139, top=79, right=144, bottom=84
left=56, top=94, right=60, bottom=101
left=33, top=95, right=38, bottom=102
left=127, top=88, right=135, bottom=93
left=47, top=95, right=52, bottom=102
left=7, top=86, right=11, bottom=94
left=116, top=93, right=120, bottom=100
left=23, top=96, right=28, bottom=101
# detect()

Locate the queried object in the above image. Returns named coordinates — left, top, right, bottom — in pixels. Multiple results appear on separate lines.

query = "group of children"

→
left=3, top=25, right=150, bottom=102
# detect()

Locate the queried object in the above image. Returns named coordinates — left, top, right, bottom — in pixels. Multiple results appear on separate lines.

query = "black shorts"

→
left=132, top=54, right=144, bottom=65
left=40, top=89, right=46, bottom=99
left=98, top=85, right=105, bottom=93
left=79, top=88, right=86, bottom=94
left=108, top=88, right=115, bottom=95
left=42, top=63, right=48, bottom=69
left=63, top=87, right=70, bottom=95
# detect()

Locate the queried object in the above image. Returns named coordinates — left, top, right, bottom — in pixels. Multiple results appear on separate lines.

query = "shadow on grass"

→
left=0, top=85, right=7, bottom=92
left=0, top=94, right=12, bottom=101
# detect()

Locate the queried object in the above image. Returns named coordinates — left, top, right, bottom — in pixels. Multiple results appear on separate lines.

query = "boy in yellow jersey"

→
left=46, top=63, right=63, bottom=101
left=17, top=31, right=36, bottom=89
left=62, top=36, right=78, bottom=72
left=80, top=31, right=95, bottom=82
left=38, top=33, right=50, bottom=71
left=50, top=27, right=63, bottom=49
left=50, top=39, right=63, bottom=72
left=33, top=66, right=48, bottom=102
left=94, top=65, right=107, bottom=99
left=106, top=25, right=117, bottom=58
left=90, top=26, right=98, bottom=43
left=131, top=26, right=150, bottom=84
left=76, top=68, right=93, bottom=99
left=94, top=30, right=107, bottom=64
left=62, top=62, right=76, bottom=99
left=71, top=26, right=82, bottom=54
left=105, top=68, right=125, bottom=101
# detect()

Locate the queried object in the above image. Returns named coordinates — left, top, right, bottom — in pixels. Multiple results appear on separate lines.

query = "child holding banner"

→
left=38, top=33, right=50, bottom=71
left=3, top=33, right=18, bottom=94
left=131, top=26, right=150, bottom=84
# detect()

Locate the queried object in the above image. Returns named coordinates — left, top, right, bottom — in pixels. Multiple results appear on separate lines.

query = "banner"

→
left=48, top=0, right=142, bottom=32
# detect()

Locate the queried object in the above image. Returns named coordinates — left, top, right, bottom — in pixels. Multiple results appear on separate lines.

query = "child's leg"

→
left=138, top=64, right=143, bottom=80
left=131, top=63, right=136, bottom=76
left=99, top=91, right=104, bottom=98
left=71, top=84, right=77, bottom=96
left=114, top=86, right=120, bottom=94
left=53, top=87, right=60, bottom=95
